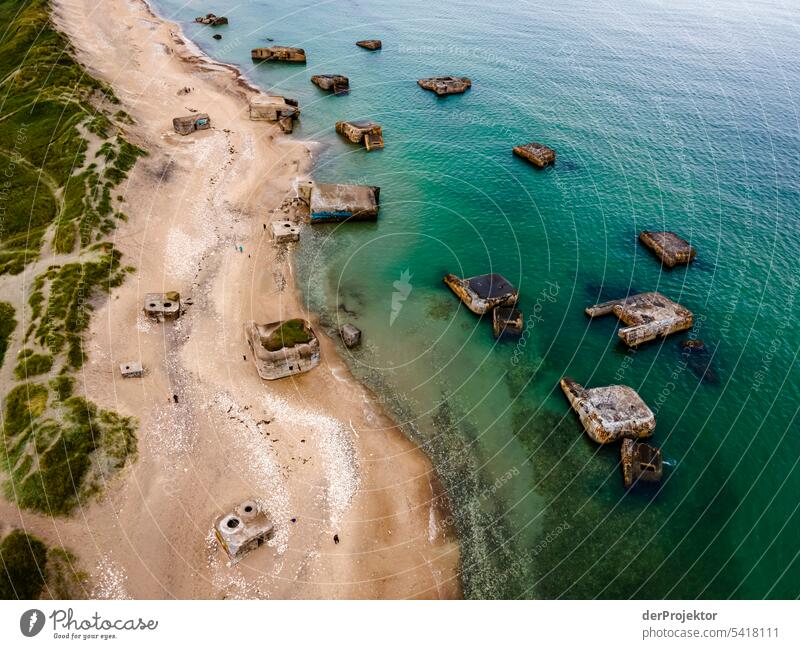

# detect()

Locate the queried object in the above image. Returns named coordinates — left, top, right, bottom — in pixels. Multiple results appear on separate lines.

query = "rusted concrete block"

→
left=560, top=377, right=655, bottom=444
left=513, top=142, right=556, bottom=168
left=492, top=307, right=523, bottom=338
left=271, top=220, right=300, bottom=243
left=418, top=76, right=471, bottom=96
left=639, top=231, right=696, bottom=267
left=172, top=113, right=210, bottom=135
left=251, top=46, right=306, bottom=62
left=143, top=292, right=181, bottom=320
left=214, top=500, right=273, bottom=563
left=443, top=273, right=518, bottom=315
left=335, top=120, right=384, bottom=150
left=586, top=291, right=693, bottom=347
left=621, top=439, right=663, bottom=488
left=356, top=40, right=382, bottom=50
left=311, top=74, right=349, bottom=95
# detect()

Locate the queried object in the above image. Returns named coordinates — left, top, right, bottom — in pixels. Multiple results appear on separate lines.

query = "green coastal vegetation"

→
left=263, top=318, right=312, bottom=351
left=0, top=529, right=88, bottom=599
left=0, top=0, right=142, bottom=521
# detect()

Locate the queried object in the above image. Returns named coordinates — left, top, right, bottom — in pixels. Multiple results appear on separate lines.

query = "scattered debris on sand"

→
left=339, top=323, right=362, bottom=348
left=311, top=74, right=349, bottom=95
left=621, top=439, right=663, bottom=488
left=143, top=292, right=181, bottom=321
left=248, top=95, right=300, bottom=133
left=585, top=291, right=693, bottom=346
left=296, top=180, right=380, bottom=223
left=195, top=13, right=228, bottom=26
left=492, top=306, right=523, bottom=338
left=335, top=120, right=384, bottom=150
left=244, top=319, right=320, bottom=380
left=560, top=377, right=655, bottom=444
left=172, top=113, right=210, bottom=135
left=513, top=142, right=556, bottom=168
left=356, top=39, right=382, bottom=50
left=418, top=76, right=472, bottom=96
left=251, top=46, right=306, bottom=62
left=639, top=231, right=697, bottom=267
left=214, top=499, right=274, bottom=563
left=443, top=273, right=518, bottom=315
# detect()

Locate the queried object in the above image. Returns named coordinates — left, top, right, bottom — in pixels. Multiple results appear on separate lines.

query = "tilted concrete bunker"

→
left=560, top=377, right=655, bottom=445
left=249, top=95, right=300, bottom=133
left=296, top=181, right=380, bottom=223
left=245, top=319, right=320, bottom=380
left=443, top=273, right=518, bottom=315
left=311, top=74, right=349, bottom=95
left=585, top=291, right=693, bottom=346
left=214, top=499, right=273, bottom=563
left=513, top=142, right=556, bottom=168
left=639, top=231, right=696, bottom=267
left=418, top=76, right=472, bottom=96
left=492, top=306, right=524, bottom=338
left=621, top=439, right=664, bottom=488
left=335, top=120, right=384, bottom=150
left=251, top=46, right=306, bottom=62
left=356, top=39, right=382, bottom=50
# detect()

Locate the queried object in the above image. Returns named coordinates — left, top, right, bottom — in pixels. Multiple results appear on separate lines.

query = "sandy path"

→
left=0, top=0, right=460, bottom=599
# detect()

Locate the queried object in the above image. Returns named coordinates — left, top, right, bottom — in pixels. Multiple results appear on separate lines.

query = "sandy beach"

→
left=0, top=0, right=459, bottom=599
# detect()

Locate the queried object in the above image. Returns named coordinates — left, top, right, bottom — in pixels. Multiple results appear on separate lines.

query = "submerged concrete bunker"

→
left=513, top=142, right=556, bottom=168
left=443, top=273, right=518, bottom=315
left=492, top=306, right=523, bottom=338
left=586, top=291, right=693, bottom=347
left=249, top=95, right=300, bottom=133
left=296, top=181, right=380, bottom=223
left=356, top=39, right=382, bottom=50
left=335, top=120, right=384, bottom=150
left=311, top=74, right=349, bottom=95
left=214, top=499, right=273, bottom=563
left=418, top=76, right=472, bottom=96
left=251, top=46, right=306, bottom=62
left=621, top=439, right=664, bottom=488
left=244, top=319, right=320, bottom=380
left=560, top=377, right=655, bottom=444
left=639, top=231, right=697, bottom=267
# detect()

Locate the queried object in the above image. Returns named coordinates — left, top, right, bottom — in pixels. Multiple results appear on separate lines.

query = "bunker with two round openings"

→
left=214, top=499, right=274, bottom=563
left=143, top=292, right=181, bottom=321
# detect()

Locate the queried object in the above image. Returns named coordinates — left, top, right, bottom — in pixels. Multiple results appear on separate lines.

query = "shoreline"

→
left=1, top=0, right=461, bottom=599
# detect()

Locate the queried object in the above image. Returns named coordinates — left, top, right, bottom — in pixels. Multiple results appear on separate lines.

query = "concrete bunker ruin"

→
left=585, top=291, right=693, bottom=347
left=443, top=273, right=518, bottom=315
left=356, top=39, right=382, bottom=50
left=492, top=307, right=523, bottom=338
left=214, top=499, right=273, bottom=563
left=513, top=142, right=556, bottom=168
left=119, top=362, right=144, bottom=378
left=195, top=13, right=228, bottom=26
left=339, top=323, right=362, bottom=348
left=296, top=181, right=380, bottom=223
left=560, top=377, right=655, bottom=445
left=621, top=439, right=663, bottom=488
left=143, top=292, right=181, bottom=321
left=335, top=120, right=384, bottom=150
left=311, top=74, right=349, bottom=95
left=639, top=231, right=696, bottom=267
left=251, top=46, right=306, bottom=63
left=172, top=113, right=210, bottom=135
left=244, top=319, right=320, bottom=380
left=418, top=76, right=472, bottom=96
left=271, top=220, right=300, bottom=244
left=249, top=95, right=300, bottom=133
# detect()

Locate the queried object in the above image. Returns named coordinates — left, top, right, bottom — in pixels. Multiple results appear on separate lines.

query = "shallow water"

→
left=154, top=0, right=800, bottom=598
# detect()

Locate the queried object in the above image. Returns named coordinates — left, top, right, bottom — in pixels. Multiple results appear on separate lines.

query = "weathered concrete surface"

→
left=249, top=95, right=300, bottom=133
left=443, top=273, right=518, bottom=315
left=335, top=120, right=384, bottom=150
left=271, top=220, right=300, bottom=243
left=172, top=113, right=210, bottom=135
left=214, top=500, right=273, bottom=563
left=144, top=292, right=181, bottom=320
left=492, top=306, right=523, bottom=338
left=195, top=13, right=227, bottom=26
left=339, top=323, right=362, bottom=348
left=586, top=291, right=693, bottom=347
left=621, top=439, right=663, bottom=488
left=639, top=231, right=696, bottom=267
left=311, top=74, right=349, bottom=95
left=418, top=76, right=472, bottom=95
left=244, top=319, right=321, bottom=380
left=560, top=377, right=655, bottom=444
left=513, top=142, right=556, bottom=168
left=119, top=361, right=144, bottom=378
left=251, top=46, right=306, bottom=62
left=356, top=39, right=382, bottom=50
left=296, top=182, right=380, bottom=223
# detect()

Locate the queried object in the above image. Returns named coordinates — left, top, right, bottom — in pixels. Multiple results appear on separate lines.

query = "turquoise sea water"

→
left=154, top=0, right=800, bottom=598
